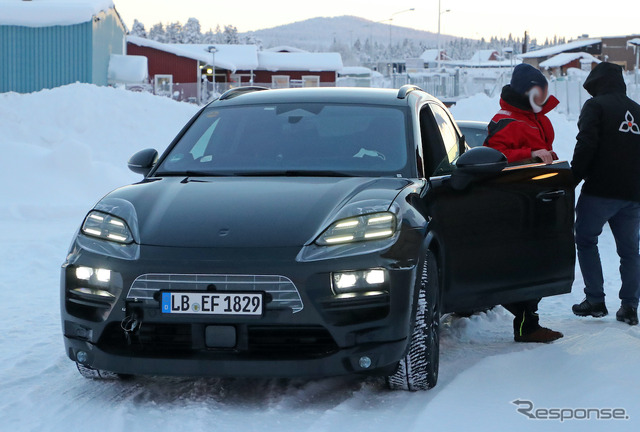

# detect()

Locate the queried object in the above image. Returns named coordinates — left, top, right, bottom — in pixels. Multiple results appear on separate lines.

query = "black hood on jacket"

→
left=583, top=62, right=627, bottom=97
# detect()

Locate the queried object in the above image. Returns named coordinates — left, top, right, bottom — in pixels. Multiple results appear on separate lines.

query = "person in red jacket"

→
left=484, top=63, right=564, bottom=343
left=485, top=63, right=560, bottom=164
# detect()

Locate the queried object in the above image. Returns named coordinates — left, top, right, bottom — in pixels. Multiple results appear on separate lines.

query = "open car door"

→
left=419, top=102, right=574, bottom=314
left=429, top=158, right=575, bottom=313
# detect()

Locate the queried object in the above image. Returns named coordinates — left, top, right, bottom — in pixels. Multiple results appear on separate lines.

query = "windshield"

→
left=155, top=103, right=411, bottom=177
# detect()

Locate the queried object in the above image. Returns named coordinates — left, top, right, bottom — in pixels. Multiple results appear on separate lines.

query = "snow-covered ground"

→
left=1, top=84, right=638, bottom=432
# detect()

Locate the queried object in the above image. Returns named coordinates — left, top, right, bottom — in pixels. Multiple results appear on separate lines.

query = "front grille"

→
left=127, top=273, right=304, bottom=313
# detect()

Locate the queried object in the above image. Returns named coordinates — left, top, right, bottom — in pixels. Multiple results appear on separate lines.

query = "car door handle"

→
left=537, top=190, right=566, bottom=202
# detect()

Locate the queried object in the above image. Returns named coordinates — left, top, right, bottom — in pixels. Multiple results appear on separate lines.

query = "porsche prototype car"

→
left=61, top=85, right=575, bottom=390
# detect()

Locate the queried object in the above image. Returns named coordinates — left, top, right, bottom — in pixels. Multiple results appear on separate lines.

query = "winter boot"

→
left=572, top=299, right=608, bottom=318
left=514, top=327, right=564, bottom=343
left=616, top=305, right=639, bottom=325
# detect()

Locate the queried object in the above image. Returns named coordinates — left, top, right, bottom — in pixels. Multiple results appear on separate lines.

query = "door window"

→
left=429, top=104, right=460, bottom=176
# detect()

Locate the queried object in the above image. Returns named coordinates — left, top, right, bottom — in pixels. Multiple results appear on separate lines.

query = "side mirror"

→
left=451, top=147, right=507, bottom=190
left=128, top=148, right=158, bottom=176
left=456, top=146, right=507, bottom=174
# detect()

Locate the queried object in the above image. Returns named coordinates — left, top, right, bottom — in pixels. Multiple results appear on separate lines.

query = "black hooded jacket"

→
left=572, top=62, right=640, bottom=202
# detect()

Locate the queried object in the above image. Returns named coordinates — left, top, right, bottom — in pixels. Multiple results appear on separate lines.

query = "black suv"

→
left=61, top=85, right=575, bottom=390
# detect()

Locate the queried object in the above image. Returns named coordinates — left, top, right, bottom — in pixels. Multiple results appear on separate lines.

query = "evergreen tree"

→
left=130, top=19, right=147, bottom=38
left=223, top=25, right=239, bottom=44
left=182, top=18, right=202, bottom=44
left=202, top=29, right=216, bottom=44
left=148, top=23, right=166, bottom=43
left=165, top=21, right=182, bottom=44
left=214, top=25, right=223, bottom=43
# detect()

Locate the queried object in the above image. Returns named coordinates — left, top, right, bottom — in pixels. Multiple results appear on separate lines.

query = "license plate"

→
left=161, top=292, right=263, bottom=316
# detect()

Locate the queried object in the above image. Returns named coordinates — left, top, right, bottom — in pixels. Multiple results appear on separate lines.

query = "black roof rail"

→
left=219, top=86, right=270, bottom=101
left=397, top=85, right=423, bottom=99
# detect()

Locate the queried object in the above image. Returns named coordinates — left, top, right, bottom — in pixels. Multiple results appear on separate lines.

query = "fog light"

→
left=95, top=268, right=111, bottom=283
left=75, top=266, right=93, bottom=280
left=359, top=356, right=372, bottom=369
left=365, top=269, right=385, bottom=285
left=332, top=269, right=388, bottom=294
left=76, top=351, right=88, bottom=363
left=334, top=272, right=358, bottom=290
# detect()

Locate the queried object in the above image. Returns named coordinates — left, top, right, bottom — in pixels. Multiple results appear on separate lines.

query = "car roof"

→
left=456, top=120, right=488, bottom=129
left=208, top=86, right=441, bottom=108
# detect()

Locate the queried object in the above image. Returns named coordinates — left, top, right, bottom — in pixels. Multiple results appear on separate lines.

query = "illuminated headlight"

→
left=81, top=211, right=134, bottom=244
left=332, top=269, right=387, bottom=294
left=316, top=212, right=396, bottom=246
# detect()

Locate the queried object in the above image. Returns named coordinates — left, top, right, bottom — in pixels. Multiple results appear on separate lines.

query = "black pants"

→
left=503, top=299, right=541, bottom=336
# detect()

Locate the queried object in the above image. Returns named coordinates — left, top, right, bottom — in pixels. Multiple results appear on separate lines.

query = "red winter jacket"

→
left=484, top=90, right=559, bottom=163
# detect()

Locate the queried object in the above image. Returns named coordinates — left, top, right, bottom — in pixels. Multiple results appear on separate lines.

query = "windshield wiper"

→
left=237, top=170, right=353, bottom=177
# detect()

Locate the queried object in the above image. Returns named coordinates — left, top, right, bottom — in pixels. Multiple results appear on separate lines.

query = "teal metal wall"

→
left=92, top=8, right=126, bottom=85
left=0, top=8, right=125, bottom=93
left=0, top=22, right=92, bottom=93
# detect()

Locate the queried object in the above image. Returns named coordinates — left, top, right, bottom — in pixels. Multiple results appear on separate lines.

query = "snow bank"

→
left=0, top=0, right=113, bottom=27
left=0, top=83, right=198, bottom=217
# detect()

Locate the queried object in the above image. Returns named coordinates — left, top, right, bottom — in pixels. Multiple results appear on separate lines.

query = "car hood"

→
left=102, top=176, right=411, bottom=248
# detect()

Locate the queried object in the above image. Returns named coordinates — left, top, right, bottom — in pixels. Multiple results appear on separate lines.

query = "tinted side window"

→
left=429, top=104, right=460, bottom=175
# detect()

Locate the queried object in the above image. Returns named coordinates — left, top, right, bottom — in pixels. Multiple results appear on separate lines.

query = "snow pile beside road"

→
left=0, top=83, right=198, bottom=214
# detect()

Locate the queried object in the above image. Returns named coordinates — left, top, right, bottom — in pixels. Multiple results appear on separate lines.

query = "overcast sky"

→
left=115, top=0, right=640, bottom=42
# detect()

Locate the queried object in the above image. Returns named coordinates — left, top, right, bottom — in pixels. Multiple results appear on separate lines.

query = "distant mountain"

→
left=241, top=15, right=457, bottom=52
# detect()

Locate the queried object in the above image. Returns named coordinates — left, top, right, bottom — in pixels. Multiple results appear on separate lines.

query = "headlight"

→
left=316, top=212, right=396, bottom=246
left=81, top=211, right=134, bottom=244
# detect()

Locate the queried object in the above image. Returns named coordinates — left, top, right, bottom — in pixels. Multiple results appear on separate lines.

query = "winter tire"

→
left=387, top=249, right=441, bottom=391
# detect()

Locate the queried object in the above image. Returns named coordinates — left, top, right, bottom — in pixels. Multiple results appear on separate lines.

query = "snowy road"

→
left=1, top=85, right=638, bottom=432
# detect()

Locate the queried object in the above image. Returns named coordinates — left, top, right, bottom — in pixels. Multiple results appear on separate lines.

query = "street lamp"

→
left=437, top=0, right=451, bottom=69
left=389, top=8, right=415, bottom=49
left=207, top=45, right=217, bottom=94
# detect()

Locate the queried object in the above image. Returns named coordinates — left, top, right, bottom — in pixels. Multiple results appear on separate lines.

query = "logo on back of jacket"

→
left=619, top=111, right=640, bottom=135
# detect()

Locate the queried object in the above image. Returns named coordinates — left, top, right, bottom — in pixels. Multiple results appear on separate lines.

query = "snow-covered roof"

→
left=627, top=38, right=640, bottom=47
left=264, top=45, right=308, bottom=53
left=519, top=38, right=602, bottom=59
left=338, top=66, right=373, bottom=76
left=108, top=54, right=148, bottom=84
left=469, top=50, right=501, bottom=63
left=257, top=52, right=343, bottom=72
left=539, top=52, right=601, bottom=68
left=127, top=36, right=259, bottom=72
left=420, top=49, right=440, bottom=62
left=0, top=0, right=114, bottom=27
left=445, top=59, right=521, bottom=68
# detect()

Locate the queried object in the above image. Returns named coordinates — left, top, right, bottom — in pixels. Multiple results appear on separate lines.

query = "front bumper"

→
left=61, top=235, right=421, bottom=377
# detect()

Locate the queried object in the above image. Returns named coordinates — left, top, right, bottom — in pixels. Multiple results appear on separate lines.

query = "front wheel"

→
left=387, top=249, right=441, bottom=391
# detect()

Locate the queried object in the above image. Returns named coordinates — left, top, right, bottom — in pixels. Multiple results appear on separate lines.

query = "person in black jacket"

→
left=571, top=62, right=640, bottom=326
